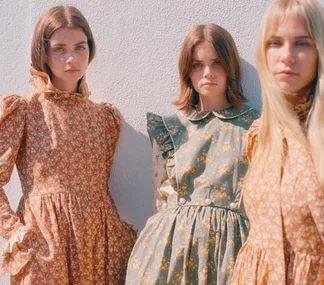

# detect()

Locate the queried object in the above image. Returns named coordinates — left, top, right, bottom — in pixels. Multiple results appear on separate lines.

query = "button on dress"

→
left=126, top=105, right=259, bottom=285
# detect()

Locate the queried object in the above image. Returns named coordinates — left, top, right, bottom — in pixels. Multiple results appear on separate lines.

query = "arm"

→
left=147, top=112, right=176, bottom=213
left=0, top=95, right=26, bottom=240
left=308, top=185, right=324, bottom=244
left=102, top=102, right=121, bottom=154
left=152, top=140, right=169, bottom=213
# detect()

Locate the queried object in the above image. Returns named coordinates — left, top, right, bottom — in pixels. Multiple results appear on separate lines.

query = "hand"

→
left=2, top=226, right=28, bottom=254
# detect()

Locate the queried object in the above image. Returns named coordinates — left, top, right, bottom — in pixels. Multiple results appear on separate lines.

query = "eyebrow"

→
left=269, top=35, right=312, bottom=40
left=51, top=40, right=88, bottom=46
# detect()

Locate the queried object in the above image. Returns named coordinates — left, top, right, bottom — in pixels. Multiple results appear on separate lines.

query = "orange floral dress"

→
left=229, top=120, right=324, bottom=285
left=0, top=68, right=137, bottom=284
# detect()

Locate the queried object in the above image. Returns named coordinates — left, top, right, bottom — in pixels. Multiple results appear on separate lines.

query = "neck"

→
left=285, top=84, right=313, bottom=107
left=51, top=77, right=79, bottom=93
left=196, top=94, right=231, bottom=111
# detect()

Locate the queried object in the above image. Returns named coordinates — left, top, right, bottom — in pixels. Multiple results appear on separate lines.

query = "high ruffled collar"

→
left=293, top=95, right=313, bottom=124
left=180, top=104, right=253, bottom=121
left=29, top=66, right=90, bottom=99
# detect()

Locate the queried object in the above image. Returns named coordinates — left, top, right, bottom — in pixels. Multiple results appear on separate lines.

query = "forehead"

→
left=267, top=9, right=310, bottom=37
left=49, top=27, right=87, bottom=44
left=192, top=41, right=219, bottom=59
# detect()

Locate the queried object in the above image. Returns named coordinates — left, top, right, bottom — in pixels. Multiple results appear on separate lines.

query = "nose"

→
left=280, top=43, right=295, bottom=65
left=65, top=51, right=77, bottom=64
left=203, top=65, right=214, bottom=78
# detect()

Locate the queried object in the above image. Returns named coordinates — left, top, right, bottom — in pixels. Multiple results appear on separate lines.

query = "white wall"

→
left=1, top=0, right=322, bottom=283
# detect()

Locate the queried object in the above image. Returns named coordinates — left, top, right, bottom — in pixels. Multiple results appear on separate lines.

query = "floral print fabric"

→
left=0, top=69, right=136, bottom=284
left=229, top=120, right=324, bottom=285
left=126, top=106, right=259, bottom=285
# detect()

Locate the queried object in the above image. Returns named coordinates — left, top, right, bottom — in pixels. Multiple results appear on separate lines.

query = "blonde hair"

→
left=253, top=0, right=324, bottom=186
left=173, top=23, right=247, bottom=110
left=31, top=6, right=96, bottom=77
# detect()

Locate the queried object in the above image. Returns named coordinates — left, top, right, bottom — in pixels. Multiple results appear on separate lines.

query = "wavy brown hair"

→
left=174, top=23, right=247, bottom=110
left=31, top=5, right=96, bottom=77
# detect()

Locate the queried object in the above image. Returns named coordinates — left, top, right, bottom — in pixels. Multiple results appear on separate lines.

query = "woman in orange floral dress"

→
left=229, top=0, right=324, bottom=284
left=0, top=6, right=136, bottom=285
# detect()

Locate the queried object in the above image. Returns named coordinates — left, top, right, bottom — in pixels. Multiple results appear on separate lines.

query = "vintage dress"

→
left=229, top=120, right=324, bottom=285
left=0, top=68, right=137, bottom=284
left=125, top=105, right=259, bottom=285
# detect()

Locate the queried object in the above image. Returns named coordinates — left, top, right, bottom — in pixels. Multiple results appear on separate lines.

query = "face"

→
left=266, top=17, right=318, bottom=94
left=189, top=41, right=227, bottom=102
left=47, top=27, right=89, bottom=92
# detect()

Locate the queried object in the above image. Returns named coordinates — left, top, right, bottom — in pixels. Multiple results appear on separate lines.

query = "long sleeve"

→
left=152, top=140, right=169, bottom=213
left=308, top=185, right=324, bottom=244
left=102, top=102, right=121, bottom=177
left=147, top=112, right=176, bottom=214
left=0, top=94, right=26, bottom=240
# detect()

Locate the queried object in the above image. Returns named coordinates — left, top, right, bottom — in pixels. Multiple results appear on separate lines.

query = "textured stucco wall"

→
left=0, top=0, right=322, bottom=283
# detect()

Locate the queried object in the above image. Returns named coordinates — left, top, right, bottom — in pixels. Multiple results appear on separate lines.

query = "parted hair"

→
left=252, top=0, right=324, bottom=187
left=173, top=23, right=247, bottom=110
left=31, top=5, right=96, bottom=76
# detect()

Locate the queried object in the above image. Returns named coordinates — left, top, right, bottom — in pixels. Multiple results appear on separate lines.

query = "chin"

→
left=278, top=83, right=298, bottom=94
left=200, top=92, right=222, bottom=97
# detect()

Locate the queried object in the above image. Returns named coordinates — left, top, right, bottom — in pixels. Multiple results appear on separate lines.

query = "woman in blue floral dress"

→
left=126, top=23, right=259, bottom=285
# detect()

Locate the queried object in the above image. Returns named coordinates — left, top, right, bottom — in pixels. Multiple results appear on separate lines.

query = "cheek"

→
left=189, top=72, right=199, bottom=86
left=48, top=54, right=64, bottom=67
left=299, top=52, right=317, bottom=77
left=47, top=55, right=56, bottom=71
left=84, top=53, right=90, bottom=65
left=308, top=55, right=318, bottom=76
left=219, top=69, right=227, bottom=81
left=266, top=50, right=277, bottom=72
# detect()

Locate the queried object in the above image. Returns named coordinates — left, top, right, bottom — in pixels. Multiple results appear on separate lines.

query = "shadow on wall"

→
left=241, top=58, right=262, bottom=111
left=109, top=117, right=152, bottom=230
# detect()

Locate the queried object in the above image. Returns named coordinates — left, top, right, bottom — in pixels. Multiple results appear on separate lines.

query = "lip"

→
left=203, top=82, right=217, bottom=86
left=65, top=68, right=80, bottom=73
left=277, top=70, right=298, bottom=76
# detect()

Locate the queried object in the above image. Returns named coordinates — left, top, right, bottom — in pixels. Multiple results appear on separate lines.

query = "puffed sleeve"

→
left=147, top=112, right=174, bottom=159
left=147, top=113, right=176, bottom=213
left=246, top=119, right=259, bottom=162
left=0, top=94, right=26, bottom=239
left=101, top=102, right=121, bottom=157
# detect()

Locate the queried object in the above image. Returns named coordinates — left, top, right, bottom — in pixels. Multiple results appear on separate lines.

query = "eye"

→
left=296, top=41, right=310, bottom=47
left=212, top=60, right=222, bottom=67
left=76, top=45, right=87, bottom=51
left=268, top=40, right=282, bottom=47
left=192, top=62, right=203, bottom=69
left=53, top=47, right=65, bottom=52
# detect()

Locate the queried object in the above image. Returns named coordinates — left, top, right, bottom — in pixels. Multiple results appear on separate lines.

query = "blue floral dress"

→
left=125, top=105, right=259, bottom=285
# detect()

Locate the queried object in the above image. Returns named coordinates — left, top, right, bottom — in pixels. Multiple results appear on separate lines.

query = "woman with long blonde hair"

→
left=229, top=0, right=324, bottom=284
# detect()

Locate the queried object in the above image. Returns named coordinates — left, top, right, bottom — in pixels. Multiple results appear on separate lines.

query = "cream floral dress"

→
left=0, top=68, right=137, bottom=284
left=229, top=116, right=324, bottom=284
left=125, top=105, right=259, bottom=285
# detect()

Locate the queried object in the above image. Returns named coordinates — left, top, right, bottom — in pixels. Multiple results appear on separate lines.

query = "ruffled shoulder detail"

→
left=0, top=94, right=27, bottom=124
left=147, top=112, right=174, bottom=159
left=246, top=119, right=259, bottom=162
left=101, top=102, right=121, bottom=135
